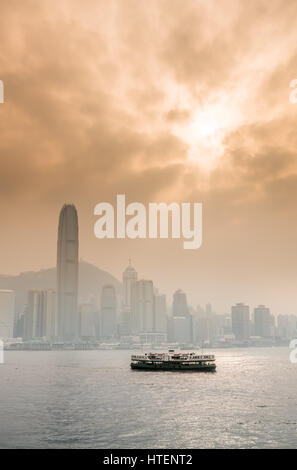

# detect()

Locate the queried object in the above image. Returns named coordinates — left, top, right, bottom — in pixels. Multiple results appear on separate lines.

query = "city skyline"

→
left=0, top=199, right=296, bottom=318
left=1, top=0, right=297, bottom=453
left=1, top=202, right=296, bottom=346
left=1, top=198, right=297, bottom=347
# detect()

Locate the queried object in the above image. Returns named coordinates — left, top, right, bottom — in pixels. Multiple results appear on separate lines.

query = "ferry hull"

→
left=131, top=362, right=216, bottom=372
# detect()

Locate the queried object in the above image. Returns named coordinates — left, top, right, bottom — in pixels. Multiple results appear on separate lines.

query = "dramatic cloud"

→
left=1, top=0, right=297, bottom=312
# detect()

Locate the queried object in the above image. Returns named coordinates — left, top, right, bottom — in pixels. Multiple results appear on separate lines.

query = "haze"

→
left=1, top=0, right=297, bottom=314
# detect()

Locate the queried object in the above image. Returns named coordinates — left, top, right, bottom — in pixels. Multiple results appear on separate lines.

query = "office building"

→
left=0, top=290, right=15, bottom=339
left=254, top=305, right=274, bottom=337
left=44, top=289, right=57, bottom=341
left=23, top=290, right=45, bottom=340
left=100, top=284, right=117, bottom=337
left=79, top=303, right=96, bottom=340
left=231, top=303, right=250, bottom=340
left=154, top=292, right=167, bottom=333
left=133, top=280, right=155, bottom=333
left=57, top=204, right=79, bottom=341
left=172, top=289, right=190, bottom=317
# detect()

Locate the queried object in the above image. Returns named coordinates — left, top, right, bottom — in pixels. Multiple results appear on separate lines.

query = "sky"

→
left=1, top=0, right=297, bottom=314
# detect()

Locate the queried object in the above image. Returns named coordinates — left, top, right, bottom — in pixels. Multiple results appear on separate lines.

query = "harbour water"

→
left=0, top=347, right=296, bottom=448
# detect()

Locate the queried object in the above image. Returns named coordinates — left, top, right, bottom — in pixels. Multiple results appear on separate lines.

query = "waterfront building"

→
left=100, top=284, right=117, bottom=337
left=0, top=290, right=15, bottom=339
left=231, top=303, right=250, bottom=340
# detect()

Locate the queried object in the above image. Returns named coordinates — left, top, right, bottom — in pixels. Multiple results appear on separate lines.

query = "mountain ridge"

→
left=0, top=261, right=122, bottom=314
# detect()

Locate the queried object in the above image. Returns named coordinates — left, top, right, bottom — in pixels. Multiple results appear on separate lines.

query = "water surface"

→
left=0, top=347, right=296, bottom=448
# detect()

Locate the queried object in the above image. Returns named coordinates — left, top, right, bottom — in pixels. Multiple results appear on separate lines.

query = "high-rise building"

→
left=194, top=305, right=230, bottom=345
left=133, top=280, right=155, bottom=333
left=120, top=261, right=138, bottom=334
left=254, top=305, right=274, bottom=337
left=195, top=316, right=216, bottom=344
left=172, top=289, right=189, bottom=317
left=0, top=290, right=15, bottom=339
left=57, top=204, right=79, bottom=342
left=14, top=311, right=24, bottom=338
left=172, top=317, right=192, bottom=344
left=122, top=260, right=138, bottom=310
left=277, top=315, right=297, bottom=340
left=79, top=303, right=96, bottom=340
left=171, top=289, right=192, bottom=343
left=118, top=309, right=131, bottom=336
left=231, top=303, right=250, bottom=340
left=154, top=292, right=167, bottom=333
left=23, top=289, right=57, bottom=341
left=23, top=289, right=45, bottom=340
left=100, top=284, right=117, bottom=338
left=205, top=303, right=213, bottom=316
left=44, top=289, right=57, bottom=341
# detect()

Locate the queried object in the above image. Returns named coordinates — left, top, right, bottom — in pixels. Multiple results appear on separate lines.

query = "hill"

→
left=0, top=261, right=122, bottom=314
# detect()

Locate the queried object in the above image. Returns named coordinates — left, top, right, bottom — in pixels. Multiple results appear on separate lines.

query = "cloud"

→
left=1, top=0, right=297, bottom=312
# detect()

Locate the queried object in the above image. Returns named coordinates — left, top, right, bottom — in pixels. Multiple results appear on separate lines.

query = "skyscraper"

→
left=171, top=289, right=192, bottom=343
left=0, top=290, right=15, bottom=339
left=44, top=289, right=57, bottom=341
left=119, top=261, right=138, bottom=335
left=154, top=292, right=167, bottom=333
left=254, top=305, right=274, bottom=338
left=133, top=280, right=155, bottom=333
left=23, top=289, right=45, bottom=340
left=79, top=303, right=96, bottom=340
left=231, top=303, right=250, bottom=340
left=57, top=204, right=79, bottom=342
left=100, top=284, right=117, bottom=337
left=277, top=314, right=297, bottom=340
left=122, top=260, right=138, bottom=310
left=172, top=289, right=190, bottom=317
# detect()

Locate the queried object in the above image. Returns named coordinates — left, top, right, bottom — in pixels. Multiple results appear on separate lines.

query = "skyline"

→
left=1, top=198, right=297, bottom=317
left=1, top=1, right=297, bottom=314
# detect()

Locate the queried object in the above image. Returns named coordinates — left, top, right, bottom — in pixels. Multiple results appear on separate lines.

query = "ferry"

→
left=130, top=350, right=216, bottom=372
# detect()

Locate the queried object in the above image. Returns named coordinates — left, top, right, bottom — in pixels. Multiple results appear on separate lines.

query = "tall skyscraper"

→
left=154, top=292, right=167, bottom=333
left=100, top=284, right=117, bottom=337
left=231, top=303, right=250, bottom=340
left=254, top=305, right=274, bottom=337
left=171, top=289, right=192, bottom=344
left=0, top=290, right=15, bottom=339
left=23, top=289, right=57, bottom=341
left=122, top=260, right=138, bottom=310
left=57, top=204, right=79, bottom=342
left=44, top=289, right=57, bottom=341
left=172, top=289, right=190, bottom=317
left=79, top=303, right=96, bottom=340
left=133, top=280, right=155, bottom=333
left=119, top=261, right=138, bottom=335
left=23, top=289, right=45, bottom=340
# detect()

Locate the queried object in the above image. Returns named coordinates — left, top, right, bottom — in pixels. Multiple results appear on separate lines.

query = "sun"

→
left=172, top=99, right=239, bottom=170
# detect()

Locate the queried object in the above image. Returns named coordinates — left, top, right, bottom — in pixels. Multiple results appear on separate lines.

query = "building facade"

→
left=254, top=305, right=274, bottom=337
left=231, top=303, right=250, bottom=340
left=133, top=280, right=155, bottom=333
left=57, top=204, right=79, bottom=342
left=0, top=290, right=15, bottom=339
left=100, top=284, right=117, bottom=338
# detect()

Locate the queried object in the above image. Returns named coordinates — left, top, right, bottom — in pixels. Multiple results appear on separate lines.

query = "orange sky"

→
left=1, top=0, right=297, bottom=314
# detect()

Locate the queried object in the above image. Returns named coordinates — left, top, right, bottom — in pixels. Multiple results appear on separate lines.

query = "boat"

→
left=130, top=350, right=216, bottom=372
